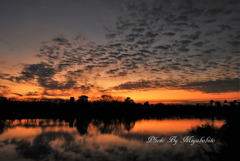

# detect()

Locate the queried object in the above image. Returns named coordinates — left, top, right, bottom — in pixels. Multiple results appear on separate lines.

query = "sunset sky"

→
left=0, top=0, right=239, bottom=103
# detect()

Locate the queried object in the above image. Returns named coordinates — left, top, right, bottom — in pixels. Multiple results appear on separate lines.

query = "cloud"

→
left=111, top=78, right=240, bottom=93
left=181, top=31, right=201, bottom=40
left=228, top=41, right=240, bottom=46
left=1, top=0, right=239, bottom=97
left=1, top=124, right=213, bottom=161
left=26, top=91, right=39, bottom=96
left=0, top=85, right=7, bottom=89
left=112, top=80, right=165, bottom=90
left=52, top=35, right=72, bottom=47
left=74, top=84, right=94, bottom=93
left=155, top=45, right=171, bottom=50
left=12, top=93, right=23, bottom=97
left=8, top=132, right=74, bottom=161
left=105, top=33, right=117, bottom=39
left=21, top=62, right=56, bottom=80
left=131, top=28, right=145, bottom=33
left=0, top=73, right=17, bottom=82
left=15, top=62, right=79, bottom=91
left=163, top=32, right=175, bottom=36
left=193, top=41, right=203, bottom=47
left=106, top=68, right=119, bottom=75
left=179, top=78, right=240, bottom=93
left=206, top=8, right=223, bottom=15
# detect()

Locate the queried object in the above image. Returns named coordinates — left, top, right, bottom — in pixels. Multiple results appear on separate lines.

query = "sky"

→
left=0, top=0, right=239, bottom=103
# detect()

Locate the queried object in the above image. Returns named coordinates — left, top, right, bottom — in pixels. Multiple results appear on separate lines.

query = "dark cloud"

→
left=177, top=47, right=189, bottom=52
left=105, top=33, right=117, bottom=39
left=2, top=128, right=210, bottom=161
left=12, top=93, right=23, bottom=97
left=228, top=41, right=240, bottom=46
left=52, top=35, right=72, bottom=47
left=136, top=39, right=155, bottom=45
left=26, top=91, right=39, bottom=96
left=193, top=41, right=204, bottom=47
left=155, top=45, right=171, bottom=50
left=10, top=132, right=74, bottom=160
left=0, top=85, right=7, bottom=88
left=131, top=28, right=145, bottom=33
left=21, top=62, right=56, bottom=80
left=0, top=73, right=10, bottom=79
left=206, top=8, right=223, bottom=15
left=74, top=84, right=94, bottom=93
left=112, top=78, right=240, bottom=93
left=106, top=68, right=119, bottom=75
left=179, top=40, right=192, bottom=46
left=0, top=73, right=17, bottom=82
left=163, top=32, right=175, bottom=36
left=118, top=71, right=128, bottom=76
left=204, top=48, right=216, bottom=54
left=180, top=78, right=240, bottom=93
left=112, top=80, right=165, bottom=90
left=181, top=31, right=201, bottom=40
left=17, top=62, right=79, bottom=90
left=1, top=0, right=239, bottom=96
left=145, top=31, right=158, bottom=38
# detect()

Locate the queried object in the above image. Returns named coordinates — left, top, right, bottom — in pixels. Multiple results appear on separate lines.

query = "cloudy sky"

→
left=0, top=0, right=239, bottom=103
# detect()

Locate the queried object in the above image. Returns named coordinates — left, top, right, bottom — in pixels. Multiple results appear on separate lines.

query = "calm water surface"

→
left=0, top=118, right=225, bottom=161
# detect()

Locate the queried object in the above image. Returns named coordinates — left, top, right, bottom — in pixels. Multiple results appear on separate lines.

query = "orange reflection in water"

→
left=130, top=119, right=225, bottom=135
left=10, top=119, right=70, bottom=127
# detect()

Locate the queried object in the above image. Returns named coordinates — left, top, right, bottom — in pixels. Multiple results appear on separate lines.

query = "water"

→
left=0, top=118, right=225, bottom=161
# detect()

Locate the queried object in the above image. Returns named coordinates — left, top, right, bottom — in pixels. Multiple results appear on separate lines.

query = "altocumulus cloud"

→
left=112, top=78, right=240, bottom=93
left=0, top=0, right=239, bottom=95
left=179, top=78, right=240, bottom=93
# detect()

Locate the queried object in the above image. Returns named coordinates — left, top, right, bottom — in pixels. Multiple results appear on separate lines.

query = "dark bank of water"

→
left=0, top=118, right=228, bottom=161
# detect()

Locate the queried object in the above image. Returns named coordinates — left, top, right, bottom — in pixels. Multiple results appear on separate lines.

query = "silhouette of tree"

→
left=124, top=121, right=135, bottom=131
left=124, top=97, right=134, bottom=103
left=229, top=101, right=238, bottom=106
left=70, top=97, right=75, bottom=103
left=77, top=95, right=88, bottom=103
left=74, top=119, right=91, bottom=135
left=8, top=97, right=18, bottom=101
left=144, top=101, right=150, bottom=107
left=0, top=120, right=5, bottom=134
left=232, top=100, right=238, bottom=106
left=224, top=100, right=228, bottom=107
left=101, top=95, right=113, bottom=102
left=210, top=100, right=215, bottom=106
left=215, top=101, right=221, bottom=107
left=0, top=96, right=7, bottom=102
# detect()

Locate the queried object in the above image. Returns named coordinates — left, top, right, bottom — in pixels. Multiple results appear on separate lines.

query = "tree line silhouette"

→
left=0, top=95, right=239, bottom=119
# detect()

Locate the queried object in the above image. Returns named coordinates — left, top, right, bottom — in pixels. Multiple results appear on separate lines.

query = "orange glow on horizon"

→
left=2, top=88, right=239, bottom=104
left=1, top=80, right=239, bottom=104
left=110, top=89, right=240, bottom=104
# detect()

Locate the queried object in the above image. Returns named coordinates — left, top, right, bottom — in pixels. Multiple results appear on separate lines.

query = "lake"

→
left=0, top=118, right=225, bottom=161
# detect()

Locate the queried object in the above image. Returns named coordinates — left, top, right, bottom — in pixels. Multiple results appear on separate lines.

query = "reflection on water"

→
left=0, top=118, right=225, bottom=161
left=130, top=119, right=224, bottom=135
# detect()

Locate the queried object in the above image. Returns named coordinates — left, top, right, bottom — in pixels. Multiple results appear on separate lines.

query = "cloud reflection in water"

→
left=0, top=119, right=224, bottom=161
